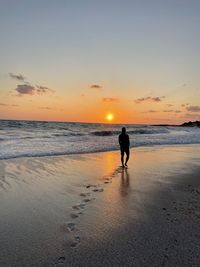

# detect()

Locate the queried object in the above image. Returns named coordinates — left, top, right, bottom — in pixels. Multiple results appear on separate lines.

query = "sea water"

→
left=0, top=120, right=199, bottom=160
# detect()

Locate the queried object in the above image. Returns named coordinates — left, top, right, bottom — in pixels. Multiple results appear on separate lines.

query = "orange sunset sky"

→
left=0, top=1, right=199, bottom=124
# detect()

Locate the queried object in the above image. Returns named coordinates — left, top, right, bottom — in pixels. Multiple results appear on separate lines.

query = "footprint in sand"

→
left=72, top=203, right=86, bottom=211
left=79, top=203, right=86, bottom=209
left=56, top=256, right=66, bottom=264
left=93, top=188, right=104, bottom=192
left=70, top=236, right=81, bottom=248
left=80, top=192, right=91, bottom=197
left=65, top=222, right=76, bottom=232
left=86, top=184, right=100, bottom=189
left=83, top=198, right=91, bottom=203
left=93, top=188, right=99, bottom=192
left=61, top=222, right=76, bottom=232
left=70, top=213, right=79, bottom=219
left=104, top=180, right=112, bottom=184
left=72, top=205, right=80, bottom=210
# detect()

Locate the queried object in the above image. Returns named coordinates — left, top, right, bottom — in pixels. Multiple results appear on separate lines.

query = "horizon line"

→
left=0, top=118, right=183, bottom=126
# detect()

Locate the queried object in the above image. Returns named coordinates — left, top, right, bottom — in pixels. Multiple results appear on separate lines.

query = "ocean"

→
left=0, top=120, right=199, bottom=160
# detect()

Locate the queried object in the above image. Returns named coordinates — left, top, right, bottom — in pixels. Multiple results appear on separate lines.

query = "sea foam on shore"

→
left=0, top=120, right=200, bottom=159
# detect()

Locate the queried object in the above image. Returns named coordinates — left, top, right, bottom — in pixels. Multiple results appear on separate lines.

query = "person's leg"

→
left=121, top=149, right=125, bottom=167
left=125, top=149, right=130, bottom=166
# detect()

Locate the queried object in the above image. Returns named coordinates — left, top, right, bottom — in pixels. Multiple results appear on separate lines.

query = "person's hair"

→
left=122, top=127, right=126, bottom=133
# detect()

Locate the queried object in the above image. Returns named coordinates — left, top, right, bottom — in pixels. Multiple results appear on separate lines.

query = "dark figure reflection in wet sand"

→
left=118, top=127, right=130, bottom=168
left=120, top=168, right=130, bottom=197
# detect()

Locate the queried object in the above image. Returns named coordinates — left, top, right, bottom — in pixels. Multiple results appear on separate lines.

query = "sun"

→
left=106, top=113, right=114, bottom=122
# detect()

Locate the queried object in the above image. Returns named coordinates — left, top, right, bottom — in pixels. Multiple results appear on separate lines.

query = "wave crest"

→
left=90, top=128, right=170, bottom=136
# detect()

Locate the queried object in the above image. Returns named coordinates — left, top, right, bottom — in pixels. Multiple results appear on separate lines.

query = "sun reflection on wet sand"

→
left=120, top=168, right=130, bottom=198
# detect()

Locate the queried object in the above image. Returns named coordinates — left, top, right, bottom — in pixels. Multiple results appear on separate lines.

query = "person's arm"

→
left=128, top=135, right=130, bottom=147
left=118, top=135, right=121, bottom=145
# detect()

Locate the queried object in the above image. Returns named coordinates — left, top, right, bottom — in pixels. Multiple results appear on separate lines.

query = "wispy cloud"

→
left=0, top=103, right=8, bottom=106
left=135, top=96, right=165, bottom=104
left=90, top=84, right=102, bottom=90
left=148, top=110, right=157, bottom=113
left=15, top=84, right=35, bottom=95
left=36, top=85, right=53, bottom=94
left=163, top=110, right=181, bottom=113
left=102, top=97, right=118, bottom=102
left=181, top=103, right=189, bottom=107
left=9, top=73, right=26, bottom=82
left=0, top=103, right=19, bottom=107
left=15, top=84, right=52, bottom=96
left=186, top=105, right=200, bottom=112
left=9, top=72, right=53, bottom=96
left=166, top=104, right=173, bottom=107
left=142, top=110, right=158, bottom=113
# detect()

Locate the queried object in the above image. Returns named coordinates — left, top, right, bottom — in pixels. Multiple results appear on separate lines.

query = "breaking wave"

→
left=0, top=120, right=199, bottom=160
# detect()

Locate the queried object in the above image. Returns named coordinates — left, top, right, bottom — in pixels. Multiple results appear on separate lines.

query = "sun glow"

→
left=106, top=113, right=114, bottom=122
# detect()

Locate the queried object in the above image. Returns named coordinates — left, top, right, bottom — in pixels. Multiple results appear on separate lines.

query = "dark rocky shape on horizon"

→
left=152, top=121, right=200, bottom=127
left=180, top=121, right=200, bottom=127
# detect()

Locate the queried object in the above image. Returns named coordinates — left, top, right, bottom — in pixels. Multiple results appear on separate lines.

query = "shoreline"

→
left=0, top=143, right=200, bottom=161
left=0, top=144, right=200, bottom=266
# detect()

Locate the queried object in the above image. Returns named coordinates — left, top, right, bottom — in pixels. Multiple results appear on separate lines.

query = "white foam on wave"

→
left=0, top=121, right=199, bottom=160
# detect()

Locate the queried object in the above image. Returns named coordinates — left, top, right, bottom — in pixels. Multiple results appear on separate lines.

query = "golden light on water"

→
left=106, top=113, right=114, bottom=122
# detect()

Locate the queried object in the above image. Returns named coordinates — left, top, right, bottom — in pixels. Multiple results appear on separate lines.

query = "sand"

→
left=0, top=145, right=200, bottom=266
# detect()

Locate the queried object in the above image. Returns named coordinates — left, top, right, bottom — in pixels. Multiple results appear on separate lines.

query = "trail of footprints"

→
left=66, top=184, right=105, bottom=248
left=55, top=168, right=123, bottom=265
left=61, top=170, right=118, bottom=252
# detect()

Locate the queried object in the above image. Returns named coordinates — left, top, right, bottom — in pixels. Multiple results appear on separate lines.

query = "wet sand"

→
left=0, top=145, right=200, bottom=266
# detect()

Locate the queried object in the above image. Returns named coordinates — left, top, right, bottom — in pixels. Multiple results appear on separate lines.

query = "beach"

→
left=0, top=144, right=200, bottom=266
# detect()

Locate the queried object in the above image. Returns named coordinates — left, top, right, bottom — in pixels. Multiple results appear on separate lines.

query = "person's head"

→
left=122, top=127, right=126, bottom=134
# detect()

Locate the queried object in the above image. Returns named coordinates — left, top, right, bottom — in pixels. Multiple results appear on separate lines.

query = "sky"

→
left=0, top=0, right=200, bottom=124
